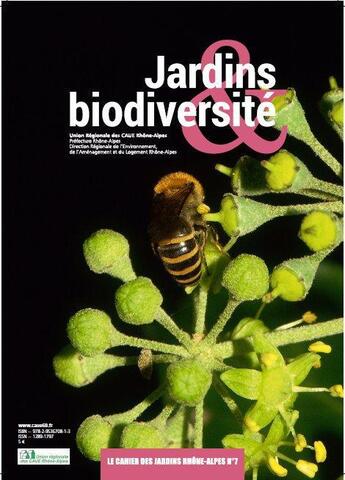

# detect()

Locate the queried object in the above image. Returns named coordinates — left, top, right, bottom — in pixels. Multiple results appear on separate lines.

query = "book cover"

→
left=3, top=2, right=343, bottom=479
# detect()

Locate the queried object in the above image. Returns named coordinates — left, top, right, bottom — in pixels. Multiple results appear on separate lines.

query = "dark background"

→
left=3, top=2, right=343, bottom=479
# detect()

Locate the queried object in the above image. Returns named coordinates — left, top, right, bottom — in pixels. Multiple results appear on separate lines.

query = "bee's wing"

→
left=153, top=182, right=194, bottom=217
left=149, top=183, right=194, bottom=245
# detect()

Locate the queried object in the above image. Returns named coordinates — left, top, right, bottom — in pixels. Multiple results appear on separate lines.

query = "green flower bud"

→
left=230, top=156, right=267, bottom=196
left=270, top=267, right=305, bottom=302
left=53, top=345, right=89, bottom=387
left=204, top=195, right=281, bottom=238
left=167, top=359, right=212, bottom=406
left=221, top=368, right=262, bottom=400
left=299, top=211, right=339, bottom=252
left=120, top=422, right=167, bottom=448
left=219, top=152, right=326, bottom=198
left=261, top=150, right=298, bottom=192
left=231, top=317, right=269, bottom=340
left=273, top=88, right=313, bottom=143
left=83, top=229, right=136, bottom=282
left=76, top=415, right=113, bottom=461
left=331, top=100, right=343, bottom=128
left=204, top=195, right=239, bottom=236
left=320, top=77, right=343, bottom=113
left=274, top=86, right=342, bottom=176
left=320, top=77, right=343, bottom=139
left=270, top=251, right=331, bottom=302
left=222, top=254, right=269, bottom=301
left=115, top=277, right=163, bottom=325
left=67, top=308, right=120, bottom=356
left=53, top=345, right=125, bottom=387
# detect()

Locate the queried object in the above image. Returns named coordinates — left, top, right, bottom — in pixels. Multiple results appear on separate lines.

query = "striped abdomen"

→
left=157, top=231, right=203, bottom=286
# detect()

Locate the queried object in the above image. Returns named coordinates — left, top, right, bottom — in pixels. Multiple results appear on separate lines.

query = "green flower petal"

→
left=221, top=368, right=262, bottom=400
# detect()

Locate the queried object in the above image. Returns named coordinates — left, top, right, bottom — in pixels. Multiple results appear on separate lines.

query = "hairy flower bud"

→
left=269, top=251, right=330, bottom=302
left=67, top=308, right=120, bottom=356
left=299, top=211, right=340, bottom=252
left=167, top=359, right=212, bottom=406
left=222, top=254, right=269, bottom=300
left=331, top=100, right=343, bottom=129
left=83, top=229, right=136, bottom=282
left=320, top=77, right=343, bottom=139
left=273, top=89, right=313, bottom=142
left=115, top=277, right=163, bottom=325
left=230, top=156, right=267, bottom=196
left=53, top=345, right=125, bottom=387
left=261, top=150, right=298, bottom=192
left=231, top=317, right=269, bottom=340
left=120, top=422, right=166, bottom=448
left=76, top=415, right=114, bottom=461
left=204, top=195, right=282, bottom=239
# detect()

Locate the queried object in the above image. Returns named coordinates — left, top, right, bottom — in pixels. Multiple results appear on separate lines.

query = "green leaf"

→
left=264, top=413, right=289, bottom=447
left=221, top=368, right=262, bottom=400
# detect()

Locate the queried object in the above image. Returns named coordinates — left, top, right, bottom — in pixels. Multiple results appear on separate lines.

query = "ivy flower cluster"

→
left=53, top=78, right=343, bottom=479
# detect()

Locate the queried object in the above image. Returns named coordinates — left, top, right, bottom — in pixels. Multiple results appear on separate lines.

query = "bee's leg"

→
left=222, top=236, right=238, bottom=252
left=151, top=242, right=159, bottom=256
left=207, top=224, right=235, bottom=253
left=203, top=251, right=210, bottom=276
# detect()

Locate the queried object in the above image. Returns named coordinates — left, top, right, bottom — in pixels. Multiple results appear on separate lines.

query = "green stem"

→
left=194, top=286, right=209, bottom=334
left=152, top=354, right=181, bottom=364
left=267, top=318, right=343, bottom=347
left=213, top=375, right=243, bottom=424
left=102, top=353, right=178, bottom=367
left=255, top=302, right=266, bottom=319
left=105, top=383, right=166, bottom=424
left=275, top=200, right=343, bottom=216
left=300, top=189, right=341, bottom=202
left=306, top=133, right=342, bottom=178
left=274, top=319, right=303, bottom=331
left=223, top=236, right=238, bottom=252
left=313, top=179, right=343, bottom=198
left=156, top=308, right=192, bottom=349
left=194, top=401, right=204, bottom=448
left=213, top=318, right=343, bottom=359
left=205, top=298, right=240, bottom=344
left=253, top=467, right=259, bottom=480
left=276, top=452, right=296, bottom=466
left=119, top=333, right=189, bottom=357
left=151, top=403, right=176, bottom=427
left=293, top=386, right=329, bottom=393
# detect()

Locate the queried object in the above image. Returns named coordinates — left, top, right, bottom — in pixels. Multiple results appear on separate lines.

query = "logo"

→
left=17, top=448, right=70, bottom=465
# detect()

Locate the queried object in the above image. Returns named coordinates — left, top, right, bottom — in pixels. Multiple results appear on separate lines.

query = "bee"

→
left=149, top=171, right=210, bottom=287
